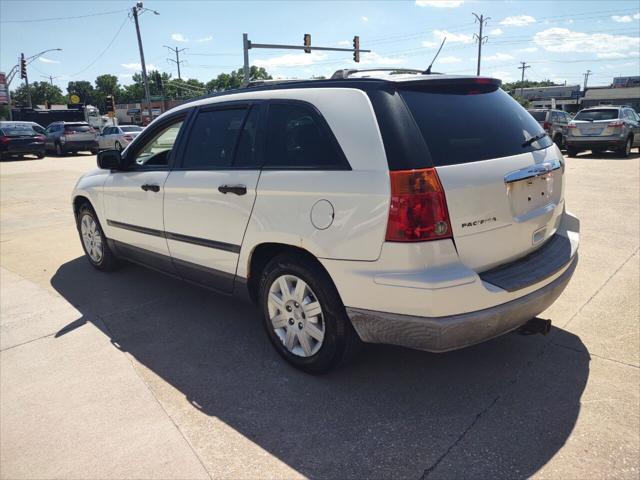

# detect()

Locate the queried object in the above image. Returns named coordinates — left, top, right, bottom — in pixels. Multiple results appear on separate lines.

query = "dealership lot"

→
left=1, top=152, right=638, bottom=479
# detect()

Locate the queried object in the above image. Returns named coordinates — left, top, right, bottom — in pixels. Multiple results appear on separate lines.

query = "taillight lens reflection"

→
left=386, top=168, right=453, bottom=242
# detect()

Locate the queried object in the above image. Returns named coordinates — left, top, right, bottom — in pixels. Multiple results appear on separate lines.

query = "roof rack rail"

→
left=330, top=68, right=426, bottom=80
left=243, top=78, right=317, bottom=88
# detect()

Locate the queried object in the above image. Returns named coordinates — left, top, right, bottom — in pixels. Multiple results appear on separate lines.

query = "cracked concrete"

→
left=1, top=151, right=639, bottom=479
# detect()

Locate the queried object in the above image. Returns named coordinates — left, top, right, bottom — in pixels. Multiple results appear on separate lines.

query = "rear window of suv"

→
left=399, top=85, right=553, bottom=166
left=573, top=109, right=619, bottom=121
left=65, top=124, right=92, bottom=132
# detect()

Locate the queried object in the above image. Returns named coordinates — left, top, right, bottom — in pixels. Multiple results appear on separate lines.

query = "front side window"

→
left=131, top=119, right=183, bottom=168
left=181, top=108, right=246, bottom=169
left=264, top=103, right=346, bottom=169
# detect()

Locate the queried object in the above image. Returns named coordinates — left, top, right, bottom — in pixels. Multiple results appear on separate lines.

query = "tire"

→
left=37, top=152, right=45, bottom=159
left=76, top=202, right=119, bottom=271
left=566, top=147, right=579, bottom=157
left=591, top=149, right=604, bottom=155
left=258, top=252, right=361, bottom=374
left=553, top=134, right=563, bottom=149
left=115, top=141, right=122, bottom=152
left=91, top=148, right=99, bottom=155
left=55, top=142, right=63, bottom=156
left=617, top=137, right=632, bottom=158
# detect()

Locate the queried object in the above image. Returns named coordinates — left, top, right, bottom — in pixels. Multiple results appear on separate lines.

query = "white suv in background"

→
left=72, top=72, right=580, bottom=373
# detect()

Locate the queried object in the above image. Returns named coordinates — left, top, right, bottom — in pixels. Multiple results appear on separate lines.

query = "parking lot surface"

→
left=1, top=152, right=638, bottom=479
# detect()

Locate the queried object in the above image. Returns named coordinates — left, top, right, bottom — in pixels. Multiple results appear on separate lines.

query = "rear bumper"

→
left=347, top=254, right=577, bottom=352
left=60, top=140, right=98, bottom=152
left=566, top=136, right=626, bottom=150
left=1, top=143, right=45, bottom=155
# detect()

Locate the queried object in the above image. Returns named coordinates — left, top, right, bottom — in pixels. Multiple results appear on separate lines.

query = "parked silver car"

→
left=566, top=105, right=640, bottom=157
left=44, top=122, right=99, bottom=156
left=527, top=109, right=572, bottom=149
left=98, top=125, right=144, bottom=152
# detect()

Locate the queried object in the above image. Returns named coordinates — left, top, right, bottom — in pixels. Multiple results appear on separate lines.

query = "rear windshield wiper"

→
left=522, top=132, right=548, bottom=148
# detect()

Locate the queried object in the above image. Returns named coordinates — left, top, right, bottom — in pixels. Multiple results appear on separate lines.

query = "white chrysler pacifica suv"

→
left=72, top=73, right=579, bottom=373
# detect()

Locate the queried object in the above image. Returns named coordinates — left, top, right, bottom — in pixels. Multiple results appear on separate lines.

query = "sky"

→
left=1, top=0, right=639, bottom=92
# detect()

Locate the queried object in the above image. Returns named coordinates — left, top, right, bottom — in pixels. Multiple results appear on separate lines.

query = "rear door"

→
left=399, top=82, right=564, bottom=272
left=162, top=102, right=263, bottom=292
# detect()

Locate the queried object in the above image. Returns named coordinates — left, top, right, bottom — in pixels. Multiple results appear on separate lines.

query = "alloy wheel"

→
left=80, top=213, right=103, bottom=264
left=267, top=274, right=325, bottom=357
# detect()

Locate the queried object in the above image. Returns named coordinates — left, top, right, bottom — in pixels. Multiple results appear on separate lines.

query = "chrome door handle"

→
left=141, top=184, right=160, bottom=192
left=218, top=184, right=247, bottom=195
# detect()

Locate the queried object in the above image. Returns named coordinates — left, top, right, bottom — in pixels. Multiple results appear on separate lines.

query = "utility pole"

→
left=132, top=2, right=156, bottom=123
left=164, top=45, right=186, bottom=80
left=472, top=13, right=489, bottom=76
left=583, top=69, right=592, bottom=91
left=518, top=61, right=530, bottom=97
left=40, top=74, right=58, bottom=86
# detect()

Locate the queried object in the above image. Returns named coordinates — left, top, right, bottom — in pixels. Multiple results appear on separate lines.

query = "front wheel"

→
left=55, top=142, right=63, bottom=156
left=76, top=202, right=119, bottom=271
left=258, top=253, right=360, bottom=374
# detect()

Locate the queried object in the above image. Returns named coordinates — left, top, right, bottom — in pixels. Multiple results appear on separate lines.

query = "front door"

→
left=102, top=113, right=188, bottom=270
left=163, top=103, right=263, bottom=292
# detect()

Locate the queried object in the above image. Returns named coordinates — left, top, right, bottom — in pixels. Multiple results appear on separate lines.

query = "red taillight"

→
left=543, top=121, right=551, bottom=130
left=0, top=136, right=9, bottom=145
left=123, top=135, right=133, bottom=141
left=608, top=120, right=624, bottom=127
left=385, top=168, right=452, bottom=242
left=36, top=135, right=45, bottom=141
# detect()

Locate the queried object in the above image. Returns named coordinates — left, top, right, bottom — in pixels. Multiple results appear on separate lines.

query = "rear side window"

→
left=574, top=109, right=619, bottom=121
left=264, top=102, right=348, bottom=169
left=181, top=108, right=246, bottom=169
left=400, top=86, right=553, bottom=166
left=530, top=111, right=547, bottom=121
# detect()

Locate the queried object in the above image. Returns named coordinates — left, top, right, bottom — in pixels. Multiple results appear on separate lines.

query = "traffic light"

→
left=105, top=95, right=115, bottom=113
left=20, top=53, right=27, bottom=80
left=154, top=71, right=162, bottom=91
left=353, top=36, right=360, bottom=63
left=303, top=33, right=311, bottom=54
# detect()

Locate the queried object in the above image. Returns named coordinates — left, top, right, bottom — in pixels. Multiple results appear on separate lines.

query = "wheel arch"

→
left=245, top=242, right=339, bottom=305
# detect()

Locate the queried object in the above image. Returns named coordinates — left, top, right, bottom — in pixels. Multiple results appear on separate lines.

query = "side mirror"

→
left=97, top=149, right=124, bottom=170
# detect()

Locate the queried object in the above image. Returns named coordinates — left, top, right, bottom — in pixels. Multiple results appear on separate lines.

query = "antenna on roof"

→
left=424, top=37, right=446, bottom=75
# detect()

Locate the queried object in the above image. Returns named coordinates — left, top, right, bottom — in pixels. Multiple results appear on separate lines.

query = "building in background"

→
left=519, top=85, right=581, bottom=112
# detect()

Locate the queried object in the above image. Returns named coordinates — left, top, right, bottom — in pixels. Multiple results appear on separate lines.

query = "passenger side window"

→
left=181, top=108, right=246, bottom=169
left=264, top=103, right=347, bottom=169
left=131, top=119, right=183, bottom=168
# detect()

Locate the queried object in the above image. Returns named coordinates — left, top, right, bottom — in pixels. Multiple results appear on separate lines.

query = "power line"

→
left=69, top=14, right=129, bottom=78
left=1, top=8, right=129, bottom=24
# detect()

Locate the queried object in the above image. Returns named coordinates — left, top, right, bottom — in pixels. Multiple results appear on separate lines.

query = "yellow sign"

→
left=107, top=111, right=114, bottom=118
left=69, top=94, right=80, bottom=104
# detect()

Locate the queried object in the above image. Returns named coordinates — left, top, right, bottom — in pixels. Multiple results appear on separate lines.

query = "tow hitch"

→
left=517, top=317, right=552, bottom=336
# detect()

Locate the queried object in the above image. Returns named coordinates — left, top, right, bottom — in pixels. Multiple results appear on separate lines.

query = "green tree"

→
left=94, top=74, right=121, bottom=111
left=205, top=66, right=271, bottom=93
left=67, top=80, right=96, bottom=105
left=11, top=81, right=66, bottom=107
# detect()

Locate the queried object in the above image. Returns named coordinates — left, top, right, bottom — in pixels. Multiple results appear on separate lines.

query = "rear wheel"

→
left=115, top=141, right=123, bottom=152
left=553, top=133, right=563, bottom=149
left=258, top=253, right=360, bottom=373
left=55, top=142, right=63, bottom=156
left=76, top=202, right=119, bottom=271
left=617, top=137, right=632, bottom=158
left=37, top=152, right=45, bottom=159
left=566, top=147, right=579, bottom=157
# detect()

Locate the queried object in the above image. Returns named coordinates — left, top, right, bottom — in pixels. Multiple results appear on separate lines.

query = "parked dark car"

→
left=527, top=109, right=572, bottom=149
left=0, top=122, right=46, bottom=160
left=44, top=121, right=99, bottom=156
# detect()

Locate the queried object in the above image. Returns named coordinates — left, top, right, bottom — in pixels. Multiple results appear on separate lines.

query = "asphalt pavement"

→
left=1, top=151, right=638, bottom=479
